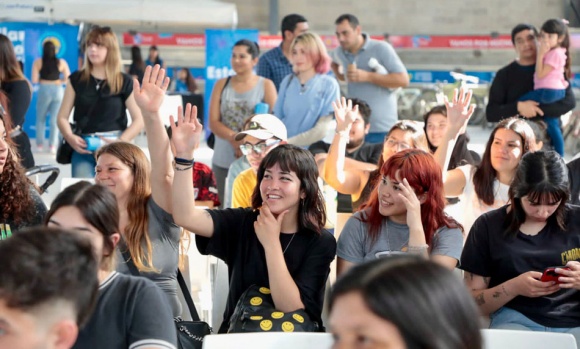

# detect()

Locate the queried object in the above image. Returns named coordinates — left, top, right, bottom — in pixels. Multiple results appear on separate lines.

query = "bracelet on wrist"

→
left=174, top=164, right=194, bottom=171
left=174, top=157, right=195, bottom=166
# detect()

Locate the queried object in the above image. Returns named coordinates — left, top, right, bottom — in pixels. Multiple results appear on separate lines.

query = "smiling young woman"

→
left=462, top=150, right=580, bottom=342
left=337, top=149, right=464, bottom=275
left=434, top=89, right=536, bottom=234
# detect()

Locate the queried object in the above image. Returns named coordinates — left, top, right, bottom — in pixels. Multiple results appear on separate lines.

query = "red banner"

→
left=123, top=32, right=515, bottom=50
left=123, top=33, right=205, bottom=47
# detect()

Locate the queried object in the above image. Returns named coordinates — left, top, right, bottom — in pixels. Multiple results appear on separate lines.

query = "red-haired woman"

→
left=322, top=98, right=429, bottom=212
left=274, top=32, right=340, bottom=146
left=337, top=149, right=464, bottom=275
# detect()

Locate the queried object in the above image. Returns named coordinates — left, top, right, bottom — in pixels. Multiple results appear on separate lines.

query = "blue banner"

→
left=407, top=70, right=495, bottom=84
left=1, top=22, right=79, bottom=138
left=204, top=29, right=259, bottom=137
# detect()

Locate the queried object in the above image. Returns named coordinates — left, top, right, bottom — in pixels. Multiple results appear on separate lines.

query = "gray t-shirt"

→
left=73, top=272, right=177, bottom=349
left=116, top=198, right=182, bottom=316
left=333, top=34, right=407, bottom=133
left=337, top=210, right=463, bottom=264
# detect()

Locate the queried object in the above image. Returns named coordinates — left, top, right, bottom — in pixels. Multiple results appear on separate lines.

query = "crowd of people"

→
left=1, top=12, right=580, bottom=349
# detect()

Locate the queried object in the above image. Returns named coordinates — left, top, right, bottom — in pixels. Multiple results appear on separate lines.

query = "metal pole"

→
left=269, top=0, right=279, bottom=35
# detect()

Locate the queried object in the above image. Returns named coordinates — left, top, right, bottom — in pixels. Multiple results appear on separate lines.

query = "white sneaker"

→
left=49, top=145, right=56, bottom=155
left=36, top=145, right=44, bottom=153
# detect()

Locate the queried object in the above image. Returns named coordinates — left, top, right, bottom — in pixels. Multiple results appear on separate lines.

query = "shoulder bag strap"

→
left=177, top=269, right=202, bottom=321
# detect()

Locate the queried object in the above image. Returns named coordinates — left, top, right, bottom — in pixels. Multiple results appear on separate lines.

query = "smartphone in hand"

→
left=540, top=266, right=571, bottom=283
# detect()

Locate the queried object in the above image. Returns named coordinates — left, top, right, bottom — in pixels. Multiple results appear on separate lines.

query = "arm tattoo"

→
left=483, top=277, right=491, bottom=285
left=492, top=291, right=501, bottom=298
left=475, top=293, right=485, bottom=306
left=502, top=285, right=509, bottom=297
left=202, top=210, right=211, bottom=219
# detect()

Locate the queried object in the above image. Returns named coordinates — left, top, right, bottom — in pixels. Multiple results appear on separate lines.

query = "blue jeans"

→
left=365, top=132, right=388, bottom=144
left=519, top=89, right=566, bottom=156
left=490, top=307, right=580, bottom=344
left=71, top=130, right=122, bottom=178
left=36, top=84, right=63, bottom=148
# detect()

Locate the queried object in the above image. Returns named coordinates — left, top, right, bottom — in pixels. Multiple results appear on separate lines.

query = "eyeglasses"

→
left=239, top=139, right=280, bottom=155
left=385, top=138, right=411, bottom=150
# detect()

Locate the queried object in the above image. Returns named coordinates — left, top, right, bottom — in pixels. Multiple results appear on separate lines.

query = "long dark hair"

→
left=45, top=181, right=120, bottom=271
left=329, top=256, right=482, bottom=349
left=131, top=45, right=145, bottom=71
left=542, top=18, right=571, bottom=79
left=251, top=144, right=326, bottom=233
left=505, top=151, right=569, bottom=237
left=0, top=34, right=26, bottom=82
left=40, top=41, right=59, bottom=76
left=473, top=117, right=534, bottom=205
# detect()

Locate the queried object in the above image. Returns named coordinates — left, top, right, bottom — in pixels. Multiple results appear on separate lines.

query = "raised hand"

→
left=169, top=103, right=203, bottom=158
left=444, top=87, right=476, bottom=136
left=254, top=202, right=287, bottom=250
left=133, top=65, right=171, bottom=115
left=332, top=97, right=359, bottom=132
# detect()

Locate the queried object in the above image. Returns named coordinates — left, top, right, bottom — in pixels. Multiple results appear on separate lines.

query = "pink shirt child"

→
left=534, top=47, right=569, bottom=90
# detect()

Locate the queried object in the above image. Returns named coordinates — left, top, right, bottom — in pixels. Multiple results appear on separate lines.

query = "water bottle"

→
left=254, top=102, right=270, bottom=115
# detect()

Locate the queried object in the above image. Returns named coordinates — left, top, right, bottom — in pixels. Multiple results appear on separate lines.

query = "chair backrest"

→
left=481, top=329, right=578, bottom=349
left=202, top=332, right=333, bottom=349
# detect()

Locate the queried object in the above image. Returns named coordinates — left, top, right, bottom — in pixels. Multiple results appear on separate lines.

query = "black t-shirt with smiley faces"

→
left=196, top=208, right=337, bottom=333
left=461, top=204, right=580, bottom=327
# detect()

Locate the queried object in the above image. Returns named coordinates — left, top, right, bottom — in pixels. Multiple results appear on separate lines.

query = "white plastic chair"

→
left=202, top=332, right=333, bottom=349
left=481, top=329, right=578, bottom=349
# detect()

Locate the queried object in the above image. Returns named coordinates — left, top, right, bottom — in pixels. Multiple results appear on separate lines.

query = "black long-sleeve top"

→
left=0, top=80, right=31, bottom=127
left=486, top=61, right=575, bottom=122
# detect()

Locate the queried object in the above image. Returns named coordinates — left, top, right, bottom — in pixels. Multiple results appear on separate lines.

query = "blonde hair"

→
left=290, top=33, right=331, bottom=74
left=96, top=142, right=156, bottom=272
left=81, top=27, right=124, bottom=94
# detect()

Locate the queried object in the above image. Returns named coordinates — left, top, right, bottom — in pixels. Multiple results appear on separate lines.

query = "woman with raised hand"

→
left=93, top=64, right=181, bottom=316
left=46, top=181, right=177, bottom=349
left=434, top=88, right=535, bottom=234
left=323, top=97, right=429, bottom=211
left=462, top=150, right=580, bottom=342
left=337, top=149, right=463, bottom=275
left=164, top=74, right=336, bottom=332
left=57, top=26, right=143, bottom=178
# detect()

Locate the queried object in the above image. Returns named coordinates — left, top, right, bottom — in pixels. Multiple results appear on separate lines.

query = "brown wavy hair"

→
left=0, top=93, right=35, bottom=225
left=96, top=142, right=155, bottom=272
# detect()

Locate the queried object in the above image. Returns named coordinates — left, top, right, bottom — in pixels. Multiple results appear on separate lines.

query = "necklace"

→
left=300, top=83, right=307, bottom=94
left=93, top=76, right=104, bottom=90
left=282, top=233, right=297, bottom=254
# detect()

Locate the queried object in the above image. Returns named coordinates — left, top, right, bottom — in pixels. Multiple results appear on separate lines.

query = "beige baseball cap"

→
left=235, top=114, right=288, bottom=141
